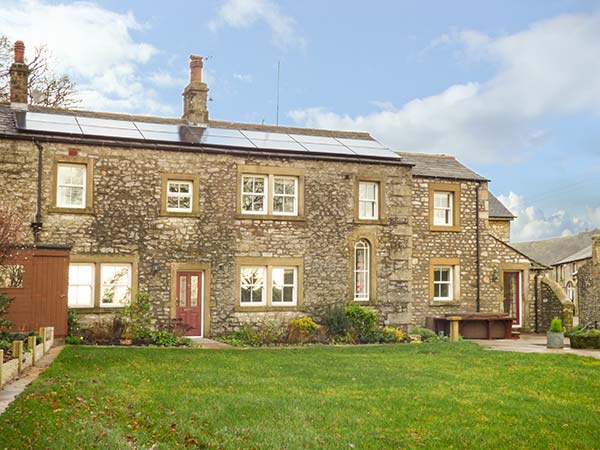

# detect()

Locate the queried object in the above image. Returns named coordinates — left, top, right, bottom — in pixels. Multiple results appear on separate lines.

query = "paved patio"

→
left=470, top=334, right=600, bottom=359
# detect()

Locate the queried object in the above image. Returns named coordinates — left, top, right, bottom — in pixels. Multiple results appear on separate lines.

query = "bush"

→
left=327, top=304, right=349, bottom=336
left=549, top=317, right=563, bottom=333
left=288, top=316, right=319, bottom=343
left=0, top=293, right=13, bottom=330
left=569, top=329, right=600, bottom=349
left=119, top=292, right=153, bottom=341
left=345, top=305, right=377, bottom=340
left=228, top=326, right=261, bottom=346
left=81, top=319, right=124, bottom=345
left=383, top=326, right=404, bottom=342
left=67, top=310, right=81, bottom=338
left=65, top=335, right=83, bottom=345
left=150, top=331, right=179, bottom=347
left=409, top=327, right=437, bottom=342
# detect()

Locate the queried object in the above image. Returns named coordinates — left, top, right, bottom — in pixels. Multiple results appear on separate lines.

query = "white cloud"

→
left=289, top=13, right=600, bottom=163
left=209, top=0, right=305, bottom=49
left=0, top=0, right=173, bottom=115
left=498, top=192, right=600, bottom=242
left=233, top=73, right=253, bottom=83
left=148, top=72, right=187, bottom=88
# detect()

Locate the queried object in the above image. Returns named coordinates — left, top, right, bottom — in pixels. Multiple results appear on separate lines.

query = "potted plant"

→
left=547, top=317, right=564, bottom=349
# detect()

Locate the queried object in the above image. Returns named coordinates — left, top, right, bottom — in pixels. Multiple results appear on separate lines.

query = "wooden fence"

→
left=0, top=326, right=54, bottom=389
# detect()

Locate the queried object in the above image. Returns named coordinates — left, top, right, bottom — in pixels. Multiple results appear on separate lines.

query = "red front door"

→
left=503, top=271, right=521, bottom=327
left=176, top=271, right=203, bottom=336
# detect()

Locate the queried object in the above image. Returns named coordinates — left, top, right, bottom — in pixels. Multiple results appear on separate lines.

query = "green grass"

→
left=0, top=342, right=599, bottom=449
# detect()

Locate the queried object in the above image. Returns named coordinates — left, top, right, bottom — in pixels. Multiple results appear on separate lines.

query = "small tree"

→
left=0, top=35, right=79, bottom=108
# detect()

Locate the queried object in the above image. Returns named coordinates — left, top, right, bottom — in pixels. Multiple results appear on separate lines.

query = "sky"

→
left=1, top=0, right=600, bottom=242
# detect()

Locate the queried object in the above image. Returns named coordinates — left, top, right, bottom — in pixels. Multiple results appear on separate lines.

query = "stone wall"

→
left=577, top=261, right=600, bottom=325
left=540, top=279, right=570, bottom=332
left=488, top=219, right=511, bottom=242
left=0, top=138, right=413, bottom=336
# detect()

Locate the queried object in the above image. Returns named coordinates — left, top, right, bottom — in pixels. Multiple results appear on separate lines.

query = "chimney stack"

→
left=9, top=40, right=30, bottom=107
left=182, top=55, right=209, bottom=124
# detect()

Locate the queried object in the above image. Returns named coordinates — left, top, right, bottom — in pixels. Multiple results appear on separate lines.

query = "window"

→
left=566, top=282, right=575, bottom=301
left=237, top=258, right=303, bottom=308
left=433, top=192, right=453, bottom=226
left=429, top=183, right=460, bottom=231
left=68, top=256, right=138, bottom=309
left=166, top=180, right=193, bottom=212
left=240, top=266, right=266, bottom=305
left=429, top=258, right=460, bottom=303
left=354, top=239, right=370, bottom=301
left=100, top=264, right=132, bottom=307
left=241, top=175, right=268, bottom=214
left=273, top=177, right=298, bottom=215
left=358, top=181, right=379, bottom=220
left=56, top=163, right=86, bottom=209
left=433, top=267, right=453, bottom=301
left=68, top=264, right=94, bottom=307
left=237, top=165, right=305, bottom=219
left=160, top=174, right=199, bottom=217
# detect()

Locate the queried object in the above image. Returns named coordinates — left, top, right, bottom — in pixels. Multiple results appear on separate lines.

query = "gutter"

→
left=476, top=182, right=481, bottom=312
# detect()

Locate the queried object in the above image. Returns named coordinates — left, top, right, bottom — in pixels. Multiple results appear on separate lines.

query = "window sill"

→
left=159, top=211, right=201, bottom=219
left=354, top=218, right=388, bottom=226
left=352, top=299, right=377, bottom=305
left=69, top=306, right=126, bottom=313
left=49, top=207, right=94, bottom=215
left=235, top=214, right=305, bottom=222
left=235, top=305, right=303, bottom=313
left=429, top=300, right=461, bottom=307
left=430, top=225, right=461, bottom=232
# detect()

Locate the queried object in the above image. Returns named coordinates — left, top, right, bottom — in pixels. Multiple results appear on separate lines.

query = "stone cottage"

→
left=0, top=41, right=563, bottom=337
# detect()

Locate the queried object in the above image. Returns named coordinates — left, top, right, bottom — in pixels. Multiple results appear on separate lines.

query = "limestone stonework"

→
left=0, top=138, right=413, bottom=336
left=577, top=236, right=600, bottom=325
left=488, top=219, right=511, bottom=242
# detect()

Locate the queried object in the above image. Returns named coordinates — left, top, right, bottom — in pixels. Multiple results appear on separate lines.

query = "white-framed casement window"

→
left=100, top=263, right=132, bottom=307
left=433, top=191, right=453, bottom=226
left=354, top=239, right=371, bottom=301
left=272, top=176, right=298, bottom=215
left=240, top=266, right=267, bottom=305
left=166, top=180, right=193, bottom=212
left=56, top=163, right=86, bottom=209
left=68, top=263, right=95, bottom=307
left=358, top=181, right=379, bottom=220
left=433, top=266, right=453, bottom=301
left=241, top=175, right=268, bottom=214
left=272, top=267, right=297, bottom=304
left=239, top=265, right=299, bottom=307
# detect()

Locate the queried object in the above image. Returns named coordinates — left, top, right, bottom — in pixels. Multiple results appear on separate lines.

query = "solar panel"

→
left=15, top=111, right=399, bottom=160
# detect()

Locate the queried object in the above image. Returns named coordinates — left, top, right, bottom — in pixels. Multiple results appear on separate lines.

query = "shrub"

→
left=288, top=316, right=319, bottom=343
left=67, top=310, right=81, bottom=338
left=81, top=319, right=124, bottom=345
left=549, top=317, right=563, bottom=333
left=0, top=293, right=13, bottom=330
left=157, top=318, right=192, bottom=337
left=327, top=304, right=349, bottom=336
left=569, top=329, right=600, bottom=349
left=383, top=326, right=404, bottom=342
left=65, top=335, right=83, bottom=345
left=229, top=326, right=261, bottom=346
left=345, top=305, right=377, bottom=340
left=409, top=327, right=437, bottom=342
left=150, top=331, right=179, bottom=347
left=119, top=292, right=153, bottom=341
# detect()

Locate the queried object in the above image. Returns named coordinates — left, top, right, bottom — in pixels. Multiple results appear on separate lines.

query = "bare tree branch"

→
left=0, top=202, right=24, bottom=264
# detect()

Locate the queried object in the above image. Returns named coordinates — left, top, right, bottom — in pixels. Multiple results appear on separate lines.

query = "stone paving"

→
left=0, top=346, right=64, bottom=414
left=471, top=334, right=600, bottom=359
left=189, top=337, right=232, bottom=349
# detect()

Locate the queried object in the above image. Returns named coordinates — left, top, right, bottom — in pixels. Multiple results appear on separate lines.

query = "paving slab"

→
left=0, top=346, right=64, bottom=414
left=188, top=337, right=232, bottom=349
left=471, top=334, right=600, bottom=359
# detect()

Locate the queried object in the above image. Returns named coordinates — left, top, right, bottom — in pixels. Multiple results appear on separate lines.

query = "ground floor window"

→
left=68, top=257, right=137, bottom=309
left=237, top=257, right=303, bottom=309
left=433, top=266, right=453, bottom=300
left=429, top=258, right=460, bottom=303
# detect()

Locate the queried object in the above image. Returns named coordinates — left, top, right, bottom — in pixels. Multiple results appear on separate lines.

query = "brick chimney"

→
left=182, top=55, right=209, bottom=124
left=9, top=40, right=30, bottom=108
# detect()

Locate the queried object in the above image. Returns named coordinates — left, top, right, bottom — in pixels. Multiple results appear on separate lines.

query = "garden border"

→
left=0, top=327, right=54, bottom=388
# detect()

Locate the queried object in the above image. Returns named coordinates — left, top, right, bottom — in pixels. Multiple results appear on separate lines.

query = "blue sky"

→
left=2, top=0, right=600, bottom=241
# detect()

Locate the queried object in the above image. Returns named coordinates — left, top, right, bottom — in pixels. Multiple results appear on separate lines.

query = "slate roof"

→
left=488, top=193, right=515, bottom=219
left=553, top=245, right=593, bottom=266
left=396, top=152, right=488, bottom=182
left=513, top=229, right=600, bottom=266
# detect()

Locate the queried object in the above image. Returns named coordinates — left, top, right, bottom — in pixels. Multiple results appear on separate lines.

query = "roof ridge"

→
left=396, top=151, right=455, bottom=159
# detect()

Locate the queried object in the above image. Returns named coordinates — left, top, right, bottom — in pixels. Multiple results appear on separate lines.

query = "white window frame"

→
left=272, top=176, right=298, bottom=216
left=358, top=181, right=379, bottom=220
left=433, top=266, right=453, bottom=301
left=99, top=263, right=132, bottom=307
left=166, top=180, right=193, bottom=213
left=68, top=263, right=95, bottom=308
left=354, top=239, right=370, bottom=301
left=56, top=163, right=86, bottom=209
left=433, top=191, right=453, bottom=226
left=271, top=266, right=298, bottom=305
left=240, top=266, right=267, bottom=306
left=241, top=175, right=268, bottom=215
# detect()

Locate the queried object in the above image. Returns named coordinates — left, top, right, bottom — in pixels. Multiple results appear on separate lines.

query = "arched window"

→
left=354, top=239, right=370, bottom=301
left=566, top=282, right=574, bottom=301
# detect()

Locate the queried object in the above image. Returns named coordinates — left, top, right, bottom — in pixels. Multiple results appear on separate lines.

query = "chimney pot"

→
left=190, top=55, right=203, bottom=82
left=182, top=54, right=209, bottom=124
left=14, top=40, right=25, bottom=64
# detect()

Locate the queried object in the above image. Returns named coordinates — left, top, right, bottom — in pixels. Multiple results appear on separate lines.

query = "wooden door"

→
left=176, top=271, right=203, bottom=336
left=503, top=271, right=521, bottom=327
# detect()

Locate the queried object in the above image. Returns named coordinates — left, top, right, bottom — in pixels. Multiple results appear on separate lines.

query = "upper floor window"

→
left=429, top=183, right=460, bottom=231
left=160, top=174, right=199, bottom=217
left=358, top=181, right=379, bottom=220
left=56, top=163, right=86, bottom=209
left=238, top=166, right=304, bottom=219
left=433, top=192, right=453, bottom=226
left=354, top=239, right=371, bottom=301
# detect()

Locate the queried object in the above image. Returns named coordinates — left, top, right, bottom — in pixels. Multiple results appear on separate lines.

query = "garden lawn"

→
left=0, top=342, right=599, bottom=449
